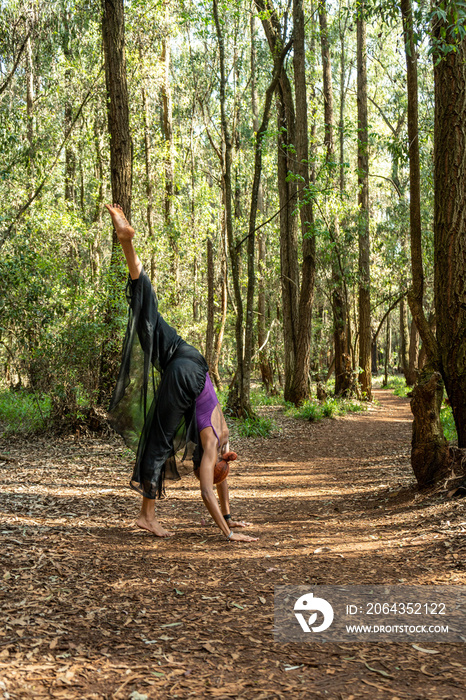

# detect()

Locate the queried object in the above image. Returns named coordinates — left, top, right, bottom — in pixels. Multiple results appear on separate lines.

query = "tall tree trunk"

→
left=276, top=83, right=300, bottom=401
left=205, top=237, right=215, bottom=370
left=401, top=0, right=449, bottom=485
left=432, top=15, right=466, bottom=448
left=319, top=1, right=350, bottom=396
left=356, top=3, right=372, bottom=399
left=100, top=0, right=132, bottom=401
left=288, top=0, right=316, bottom=405
left=257, top=233, right=274, bottom=391
left=213, top=0, right=244, bottom=415
left=251, top=10, right=274, bottom=393
left=401, top=0, right=436, bottom=361
left=211, top=243, right=228, bottom=390
left=63, top=15, right=75, bottom=206
left=190, top=107, right=199, bottom=322
left=102, top=0, right=132, bottom=224
left=90, top=118, right=105, bottom=281
left=255, top=0, right=299, bottom=402
left=161, top=21, right=178, bottom=304
left=139, top=48, right=155, bottom=281
left=25, top=33, right=34, bottom=191
left=242, top=12, right=290, bottom=414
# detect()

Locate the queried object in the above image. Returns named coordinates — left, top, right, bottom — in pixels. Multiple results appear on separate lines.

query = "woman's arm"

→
left=105, top=203, right=142, bottom=280
left=199, top=429, right=258, bottom=542
left=216, top=479, right=252, bottom=529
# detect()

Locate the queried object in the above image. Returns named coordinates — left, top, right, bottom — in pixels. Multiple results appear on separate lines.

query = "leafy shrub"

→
left=286, top=396, right=368, bottom=422
left=322, top=397, right=338, bottom=417
left=383, top=375, right=410, bottom=397
left=235, top=414, right=275, bottom=438
left=251, top=389, right=283, bottom=407
left=296, top=401, right=323, bottom=422
left=0, top=389, right=51, bottom=435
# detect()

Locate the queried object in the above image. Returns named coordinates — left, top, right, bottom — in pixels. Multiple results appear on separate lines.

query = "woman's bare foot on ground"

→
left=136, top=515, right=173, bottom=538
left=105, top=203, right=135, bottom=242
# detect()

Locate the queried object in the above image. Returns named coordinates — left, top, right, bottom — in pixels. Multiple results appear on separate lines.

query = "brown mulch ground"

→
left=0, top=387, right=465, bottom=699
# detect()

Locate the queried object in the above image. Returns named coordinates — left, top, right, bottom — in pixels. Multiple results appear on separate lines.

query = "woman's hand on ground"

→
left=229, top=520, right=252, bottom=528
left=228, top=531, right=259, bottom=542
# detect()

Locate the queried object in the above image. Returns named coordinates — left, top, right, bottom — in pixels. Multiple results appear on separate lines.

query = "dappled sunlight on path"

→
left=0, top=387, right=464, bottom=698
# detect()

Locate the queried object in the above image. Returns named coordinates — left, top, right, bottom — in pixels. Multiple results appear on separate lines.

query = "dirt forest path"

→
left=0, top=388, right=465, bottom=699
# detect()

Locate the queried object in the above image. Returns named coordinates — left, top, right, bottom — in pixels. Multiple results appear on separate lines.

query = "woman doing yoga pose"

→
left=105, top=204, right=258, bottom=543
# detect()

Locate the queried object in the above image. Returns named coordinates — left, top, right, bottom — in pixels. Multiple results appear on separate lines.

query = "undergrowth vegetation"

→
left=285, top=396, right=368, bottom=422
left=0, top=377, right=458, bottom=445
left=0, top=389, right=51, bottom=436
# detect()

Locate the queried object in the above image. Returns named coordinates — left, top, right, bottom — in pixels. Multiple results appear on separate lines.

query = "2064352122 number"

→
left=365, top=602, right=446, bottom=615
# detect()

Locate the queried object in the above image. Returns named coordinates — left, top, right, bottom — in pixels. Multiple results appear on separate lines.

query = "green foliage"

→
left=234, top=413, right=275, bottom=438
left=384, top=376, right=411, bottom=397
left=250, top=387, right=285, bottom=408
left=0, top=389, right=51, bottom=436
left=440, top=403, right=458, bottom=443
left=285, top=397, right=368, bottom=422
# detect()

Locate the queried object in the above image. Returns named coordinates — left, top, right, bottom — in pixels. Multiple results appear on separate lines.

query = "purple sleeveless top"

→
left=195, top=372, right=220, bottom=437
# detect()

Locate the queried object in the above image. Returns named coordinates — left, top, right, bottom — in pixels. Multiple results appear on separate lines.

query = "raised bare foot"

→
left=136, top=515, right=173, bottom=538
left=105, top=203, right=135, bottom=242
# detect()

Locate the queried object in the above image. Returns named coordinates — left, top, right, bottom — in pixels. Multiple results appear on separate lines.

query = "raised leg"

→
left=105, top=203, right=142, bottom=280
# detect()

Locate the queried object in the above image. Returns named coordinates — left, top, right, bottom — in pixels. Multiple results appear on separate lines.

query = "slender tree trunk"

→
left=139, top=48, right=155, bottom=281
left=25, top=34, right=34, bottom=191
left=432, top=16, right=466, bottom=448
left=161, top=22, right=178, bottom=304
left=257, top=233, right=274, bottom=391
left=205, top=237, right=215, bottom=370
left=242, top=15, right=289, bottom=415
left=401, top=0, right=436, bottom=360
left=288, top=0, right=316, bottom=405
left=213, top=0, right=244, bottom=415
left=339, top=5, right=347, bottom=195
left=100, top=0, right=132, bottom=401
left=251, top=10, right=274, bottom=393
left=401, top=0, right=450, bottom=485
left=211, top=244, right=228, bottom=390
left=276, top=83, right=300, bottom=401
left=255, top=0, right=299, bottom=402
left=90, top=118, right=105, bottom=281
left=63, top=15, right=75, bottom=206
left=190, top=108, right=199, bottom=323
left=102, top=0, right=132, bottom=224
left=356, top=4, right=372, bottom=399
left=320, top=1, right=350, bottom=396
